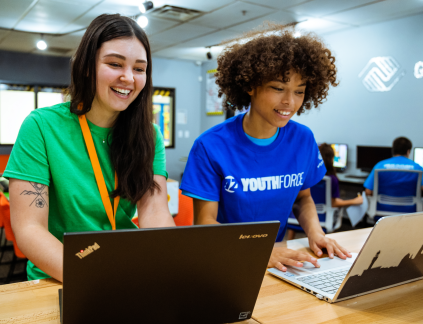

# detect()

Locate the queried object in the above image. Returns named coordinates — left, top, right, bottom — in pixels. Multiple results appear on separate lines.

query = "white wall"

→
left=152, top=57, right=202, bottom=180
left=291, top=13, right=423, bottom=173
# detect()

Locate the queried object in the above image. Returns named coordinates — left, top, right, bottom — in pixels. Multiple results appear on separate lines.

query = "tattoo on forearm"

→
left=20, top=182, right=49, bottom=208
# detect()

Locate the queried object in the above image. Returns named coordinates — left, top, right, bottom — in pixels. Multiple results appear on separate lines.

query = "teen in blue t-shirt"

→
left=181, top=24, right=353, bottom=272
left=364, top=137, right=423, bottom=213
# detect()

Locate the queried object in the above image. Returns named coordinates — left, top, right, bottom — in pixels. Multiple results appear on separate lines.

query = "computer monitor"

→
left=317, top=143, right=348, bottom=172
left=331, top=144, right=348, bottom=172
left=413, top=147, right=423, bottom=168
left=356, top=146, right=392, bottom=172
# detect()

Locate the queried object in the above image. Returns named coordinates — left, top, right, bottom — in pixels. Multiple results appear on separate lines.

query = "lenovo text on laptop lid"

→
left=62, top=221, right=279, bottom=324
left=268, top=212, right=423, bottom=303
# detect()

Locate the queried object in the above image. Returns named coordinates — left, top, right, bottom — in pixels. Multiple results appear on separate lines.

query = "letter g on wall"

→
left=415, top=61, right=423, bottom=79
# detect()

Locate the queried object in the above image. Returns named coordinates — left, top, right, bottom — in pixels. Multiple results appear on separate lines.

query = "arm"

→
left=295, top=188, right=352, bottom=260
left=192, top=196, right=320, bottom=271
left=136, top=175, right=175, bottom=228
left=193, top=199, right=219, bottom=225
left=365, top=189, right=373, bottom=196
left=331, top=196, right=363, bottom=207
left=10, top=179, right=64, bottom=282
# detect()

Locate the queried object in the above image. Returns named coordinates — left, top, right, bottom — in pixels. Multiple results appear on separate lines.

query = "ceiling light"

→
left=137, top=16, right=149, bottom=28
left=139, top=1, right=154, bottom=14
left=37, top=35, right=47, bottom=50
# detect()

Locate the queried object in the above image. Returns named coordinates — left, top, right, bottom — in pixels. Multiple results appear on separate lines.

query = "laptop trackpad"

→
left=286, top=253, right=358, bottom=276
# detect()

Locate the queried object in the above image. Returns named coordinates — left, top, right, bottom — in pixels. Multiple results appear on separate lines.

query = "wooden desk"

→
left=253, top=228, right=423, bottom=323
left=0, top=280, right=258, bottom=324
left=1, top=228, right=422, bottom=323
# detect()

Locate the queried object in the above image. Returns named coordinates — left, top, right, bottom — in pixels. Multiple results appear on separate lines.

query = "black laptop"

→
left=60, top=221, right=279, bottom=324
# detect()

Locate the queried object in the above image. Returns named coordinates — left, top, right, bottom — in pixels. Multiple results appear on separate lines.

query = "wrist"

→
left=307, top=228, right=325, bottom=240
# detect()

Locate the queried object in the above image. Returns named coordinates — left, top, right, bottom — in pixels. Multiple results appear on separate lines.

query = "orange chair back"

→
left=131, top=191, right=194, bottom=227
left=173, top=190, right=194, bottom=226
left=0, top=194, right=3, bottom=228
left=0, top=193, right=25, bottom=258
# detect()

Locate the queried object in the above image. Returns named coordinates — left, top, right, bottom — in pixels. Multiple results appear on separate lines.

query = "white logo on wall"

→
left=224, top=176, right=238, bottom=193
left=415, top=61, right=423, bottom=79
left=358, top=56, right=405, bottom=92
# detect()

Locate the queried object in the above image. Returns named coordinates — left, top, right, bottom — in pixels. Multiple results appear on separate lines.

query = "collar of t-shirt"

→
left=244, top=128, right=280, bottom=146
left=182, top=127, right=280, bottom=201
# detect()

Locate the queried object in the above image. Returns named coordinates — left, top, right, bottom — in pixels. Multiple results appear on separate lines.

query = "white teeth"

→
left=112, top=87, right=131, bottom=95
left=276, top=110, right=290, bottom=116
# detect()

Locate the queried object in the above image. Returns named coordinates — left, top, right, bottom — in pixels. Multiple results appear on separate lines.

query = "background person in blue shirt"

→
left=181, top=23, right=352, bottom=272
left=364, top=137, right=423, bottom=205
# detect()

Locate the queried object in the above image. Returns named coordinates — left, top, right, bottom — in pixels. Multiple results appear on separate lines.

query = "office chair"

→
left=287, top=176, right=343, bottom=237
left=367, top=169, right=423, bottom=222
left=0, top=192, right=27, bottom=283
left=173, top=190, right=193, bottom=226
left=132, top=190, right=193, bottom=227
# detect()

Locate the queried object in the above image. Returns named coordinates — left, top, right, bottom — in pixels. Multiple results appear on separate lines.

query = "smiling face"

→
left=248, top=69, right=306, bottom=130
left=92, top=37, right=147, bottom=117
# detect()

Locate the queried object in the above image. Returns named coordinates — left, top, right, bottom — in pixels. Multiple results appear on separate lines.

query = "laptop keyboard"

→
left=296, top=268, right=350, bottom=294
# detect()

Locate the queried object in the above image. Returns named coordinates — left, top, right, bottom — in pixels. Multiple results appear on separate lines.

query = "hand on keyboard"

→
left=308, top=232, right=352, bottom=260
left=268, top=246, right=320, bottom=272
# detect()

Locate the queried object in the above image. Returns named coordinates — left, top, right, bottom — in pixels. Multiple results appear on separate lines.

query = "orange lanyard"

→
left=78, top=114, right=120, bottom=230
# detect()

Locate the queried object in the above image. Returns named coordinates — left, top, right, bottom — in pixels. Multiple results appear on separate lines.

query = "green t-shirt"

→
left=3, top=102, right=168, bottom=280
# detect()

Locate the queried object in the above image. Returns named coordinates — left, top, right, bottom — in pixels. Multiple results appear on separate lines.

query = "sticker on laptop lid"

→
left=239, top=311, right=251, bottom=320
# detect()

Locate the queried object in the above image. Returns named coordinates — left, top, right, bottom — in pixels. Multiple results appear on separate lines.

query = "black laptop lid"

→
left=63, top=221, right=279, bottom=324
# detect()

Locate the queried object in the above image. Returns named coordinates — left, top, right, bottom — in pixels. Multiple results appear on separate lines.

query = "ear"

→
left=247, top=88, right=255, bottom=96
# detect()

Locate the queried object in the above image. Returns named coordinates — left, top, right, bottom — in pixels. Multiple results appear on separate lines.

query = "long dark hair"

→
left=319, top=143, right=337, bottom=177
left=69, top=14, right=158, bottom=204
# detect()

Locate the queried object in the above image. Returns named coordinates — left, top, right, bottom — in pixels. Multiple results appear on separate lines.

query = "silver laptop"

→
left=268, top=212, right=423, bottom=303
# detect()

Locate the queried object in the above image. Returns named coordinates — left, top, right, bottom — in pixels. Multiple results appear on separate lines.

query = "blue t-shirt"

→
left=180, top=114, right=326, bottom=241
left=364, top=156, right=423, bottom=213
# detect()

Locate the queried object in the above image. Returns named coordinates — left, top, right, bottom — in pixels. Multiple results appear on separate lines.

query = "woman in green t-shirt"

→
left=4, top=14, right=175, bottom=282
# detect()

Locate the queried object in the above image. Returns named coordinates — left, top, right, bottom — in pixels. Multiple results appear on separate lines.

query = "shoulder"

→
left=30, top=102, right=73, bottom=123
left=329, top=174, right=339, bottom=183
left=285, top=120, right=315, bottom=139
left=195, top=114, right=238, bottom=146
left=152, top=123, right=161, bottom=136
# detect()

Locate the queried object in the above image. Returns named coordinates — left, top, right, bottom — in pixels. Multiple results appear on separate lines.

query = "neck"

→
left=86, top=98, right=119, bottom=128
left=243, top=109, right=278, bottom=139
left=394, top=154, right=409, bottom=158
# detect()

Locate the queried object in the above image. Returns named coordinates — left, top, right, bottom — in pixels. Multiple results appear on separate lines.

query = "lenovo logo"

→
left=239, top=234, right=268, bottom=239
left=75, top=242, right=100, bottom=259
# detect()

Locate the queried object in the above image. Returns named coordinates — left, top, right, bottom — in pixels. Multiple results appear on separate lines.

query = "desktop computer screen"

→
left=331, top=144, right=348, bottom=171
left=356, top=146, right=392, bottom=172
left=317, top=143, right=348, bottom=172
left=414, top=147, right=423, bottom=168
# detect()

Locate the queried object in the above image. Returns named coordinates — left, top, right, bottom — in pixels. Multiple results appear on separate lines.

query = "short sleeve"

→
left=363, top=167, right=376, bottom=190
left=3, top=112, right=50, bottom=186
left=152, top=124, right=168, bottom=179
left=180, top=139, right=222, bottom=201
left=301, top=140, right=327, bottom=190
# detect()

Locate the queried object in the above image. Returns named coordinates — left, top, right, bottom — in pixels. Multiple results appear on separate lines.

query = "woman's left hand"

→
left=308, top=232, right=352, bottom=259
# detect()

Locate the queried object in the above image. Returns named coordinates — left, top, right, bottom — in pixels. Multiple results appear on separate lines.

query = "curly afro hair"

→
left=215, top=23, right=338, bottom=115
